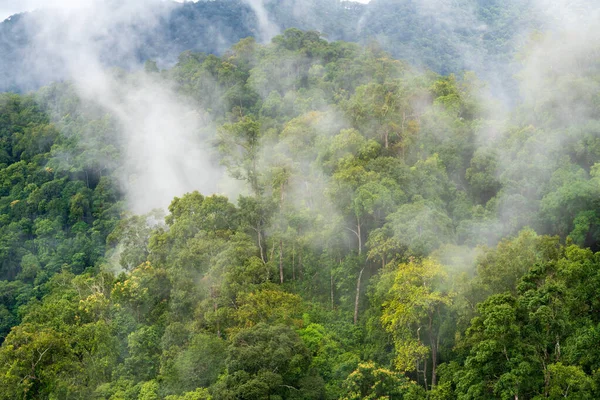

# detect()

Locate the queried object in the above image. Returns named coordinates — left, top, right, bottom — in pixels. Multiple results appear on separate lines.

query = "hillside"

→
left=0, top=0, right=537, bottom=92
left=0, top=22, right=600, bottom=397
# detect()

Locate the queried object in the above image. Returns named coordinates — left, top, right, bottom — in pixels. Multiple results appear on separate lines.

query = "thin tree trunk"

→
left=331, top=264, right=337, bottom=310
left=257, top=228, right=265, bottom=263
left=251, top=157, right=258, bottom=195
left=279, top=239, right=284, bottom=284
left=416, top=327, right=427, bottom=390
left=345, top=226, right=361, bottom=255
left=354, top=267, right=365, bottom=325
left=357, top=217, right=362, bottom=255
left=431, top=348, right=437, bottom=388
left=269, top=241, right=276, bottom=263
left=279, top=180, right=285, bottom=284
left=292, top=245, right=295, bottom=281
left=430, top=313, right=437, bottom=388
left=423, top=358, right=428, bottom=391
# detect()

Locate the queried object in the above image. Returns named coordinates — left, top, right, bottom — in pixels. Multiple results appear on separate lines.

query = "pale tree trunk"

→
left=331, top=264, right=337, bottom=310
left=257, top=228, right=265, bottom=263
left=357, top=217, right=362, bottom=255
left=269, top=241, right=275, bottom=262
left=417, top=327, right=428, bottom=391
left=429, top=313, right=437, bottom=388
left=278, top=180, right=286, bottom=284
left=347, top=215, right=362, bottom=255
left=345, top=220, right=362, bottom=255
left=250, top=157, right=259, bottom=195
left=354, top=267, right=365, bottom=325
left=431, top=348, right=437, bottom=388
left=279, top=239, right=284, bottom=284
left=292, top=245, right=296, bottom=281
left=423, top=359, right=428, bottom=392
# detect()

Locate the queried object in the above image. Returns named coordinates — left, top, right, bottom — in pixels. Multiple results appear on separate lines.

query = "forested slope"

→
left=0, top=28, right=600, bottom=399
left=0, top=0, right=542, bottom=92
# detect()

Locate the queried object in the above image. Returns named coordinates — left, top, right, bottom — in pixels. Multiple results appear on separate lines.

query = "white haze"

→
left=22, top=0, right=226, bottom=214
left=378, top=0, right=600, bottom=247
left=0, top=0, right=101, bottom=21
left=487, top=0, right=600, bottom=239
left=241, top=0, right=280, bottom=42
left=5, top=0, right=600, bottom=246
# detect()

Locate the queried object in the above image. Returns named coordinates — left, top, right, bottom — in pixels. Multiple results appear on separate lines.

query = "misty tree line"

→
left=1, top=28, right=600, bottom=399
left=0, top=0, right=538, bottom=92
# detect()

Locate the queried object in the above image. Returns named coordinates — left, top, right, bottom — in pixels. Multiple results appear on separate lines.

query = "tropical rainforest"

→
left=0, top=0, right=539, bottom=92
left=1, top=1, right=600, bottom=399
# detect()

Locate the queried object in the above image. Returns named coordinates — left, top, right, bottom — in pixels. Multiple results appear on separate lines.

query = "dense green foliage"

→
left=1, top=27, right=600, bottom=399
left=0, top=93, right=122, bottom=343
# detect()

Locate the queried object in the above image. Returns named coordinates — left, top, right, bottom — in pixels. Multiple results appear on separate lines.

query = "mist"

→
left=2, top=0, right=600, bottom=399
left=17, top=0, right=226, bottom=213
left=484, top=0, right=600, bottom=242
left=4, top=0, right=599, bottom=249
left=241, top=0, right=280, bottom=42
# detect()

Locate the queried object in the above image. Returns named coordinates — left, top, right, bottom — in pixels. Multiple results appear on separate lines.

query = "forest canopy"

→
left=0, top=13, right=600, bottom=400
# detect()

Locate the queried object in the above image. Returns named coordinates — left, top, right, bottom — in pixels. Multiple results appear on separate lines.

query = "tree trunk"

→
left=423, top=359, right=428, bottom=391
left=292, top=245, right=296, bottom=281
left=250, top=157, right=259, bottom=195
left=331, top=265, right=337, bottom=310
left=431, top=349, right=437, bottom=388
left=346, top=225, right=361, bottom=255
left=278, top=179, right=286, bottom=284
left=257, top=228, right=265, bottom=263
left=430, top=313, right=437, bottom=388
left=357, top=216, right=362, bottom=255
left=269, top=241, right=276, bottom=263
left=279, top=239, right=284, bottom=284
left=354, top=267, right=365, bottom=325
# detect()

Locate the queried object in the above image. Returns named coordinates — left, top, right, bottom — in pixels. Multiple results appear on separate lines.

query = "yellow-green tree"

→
left=381, top=258, right=453, bottom=390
